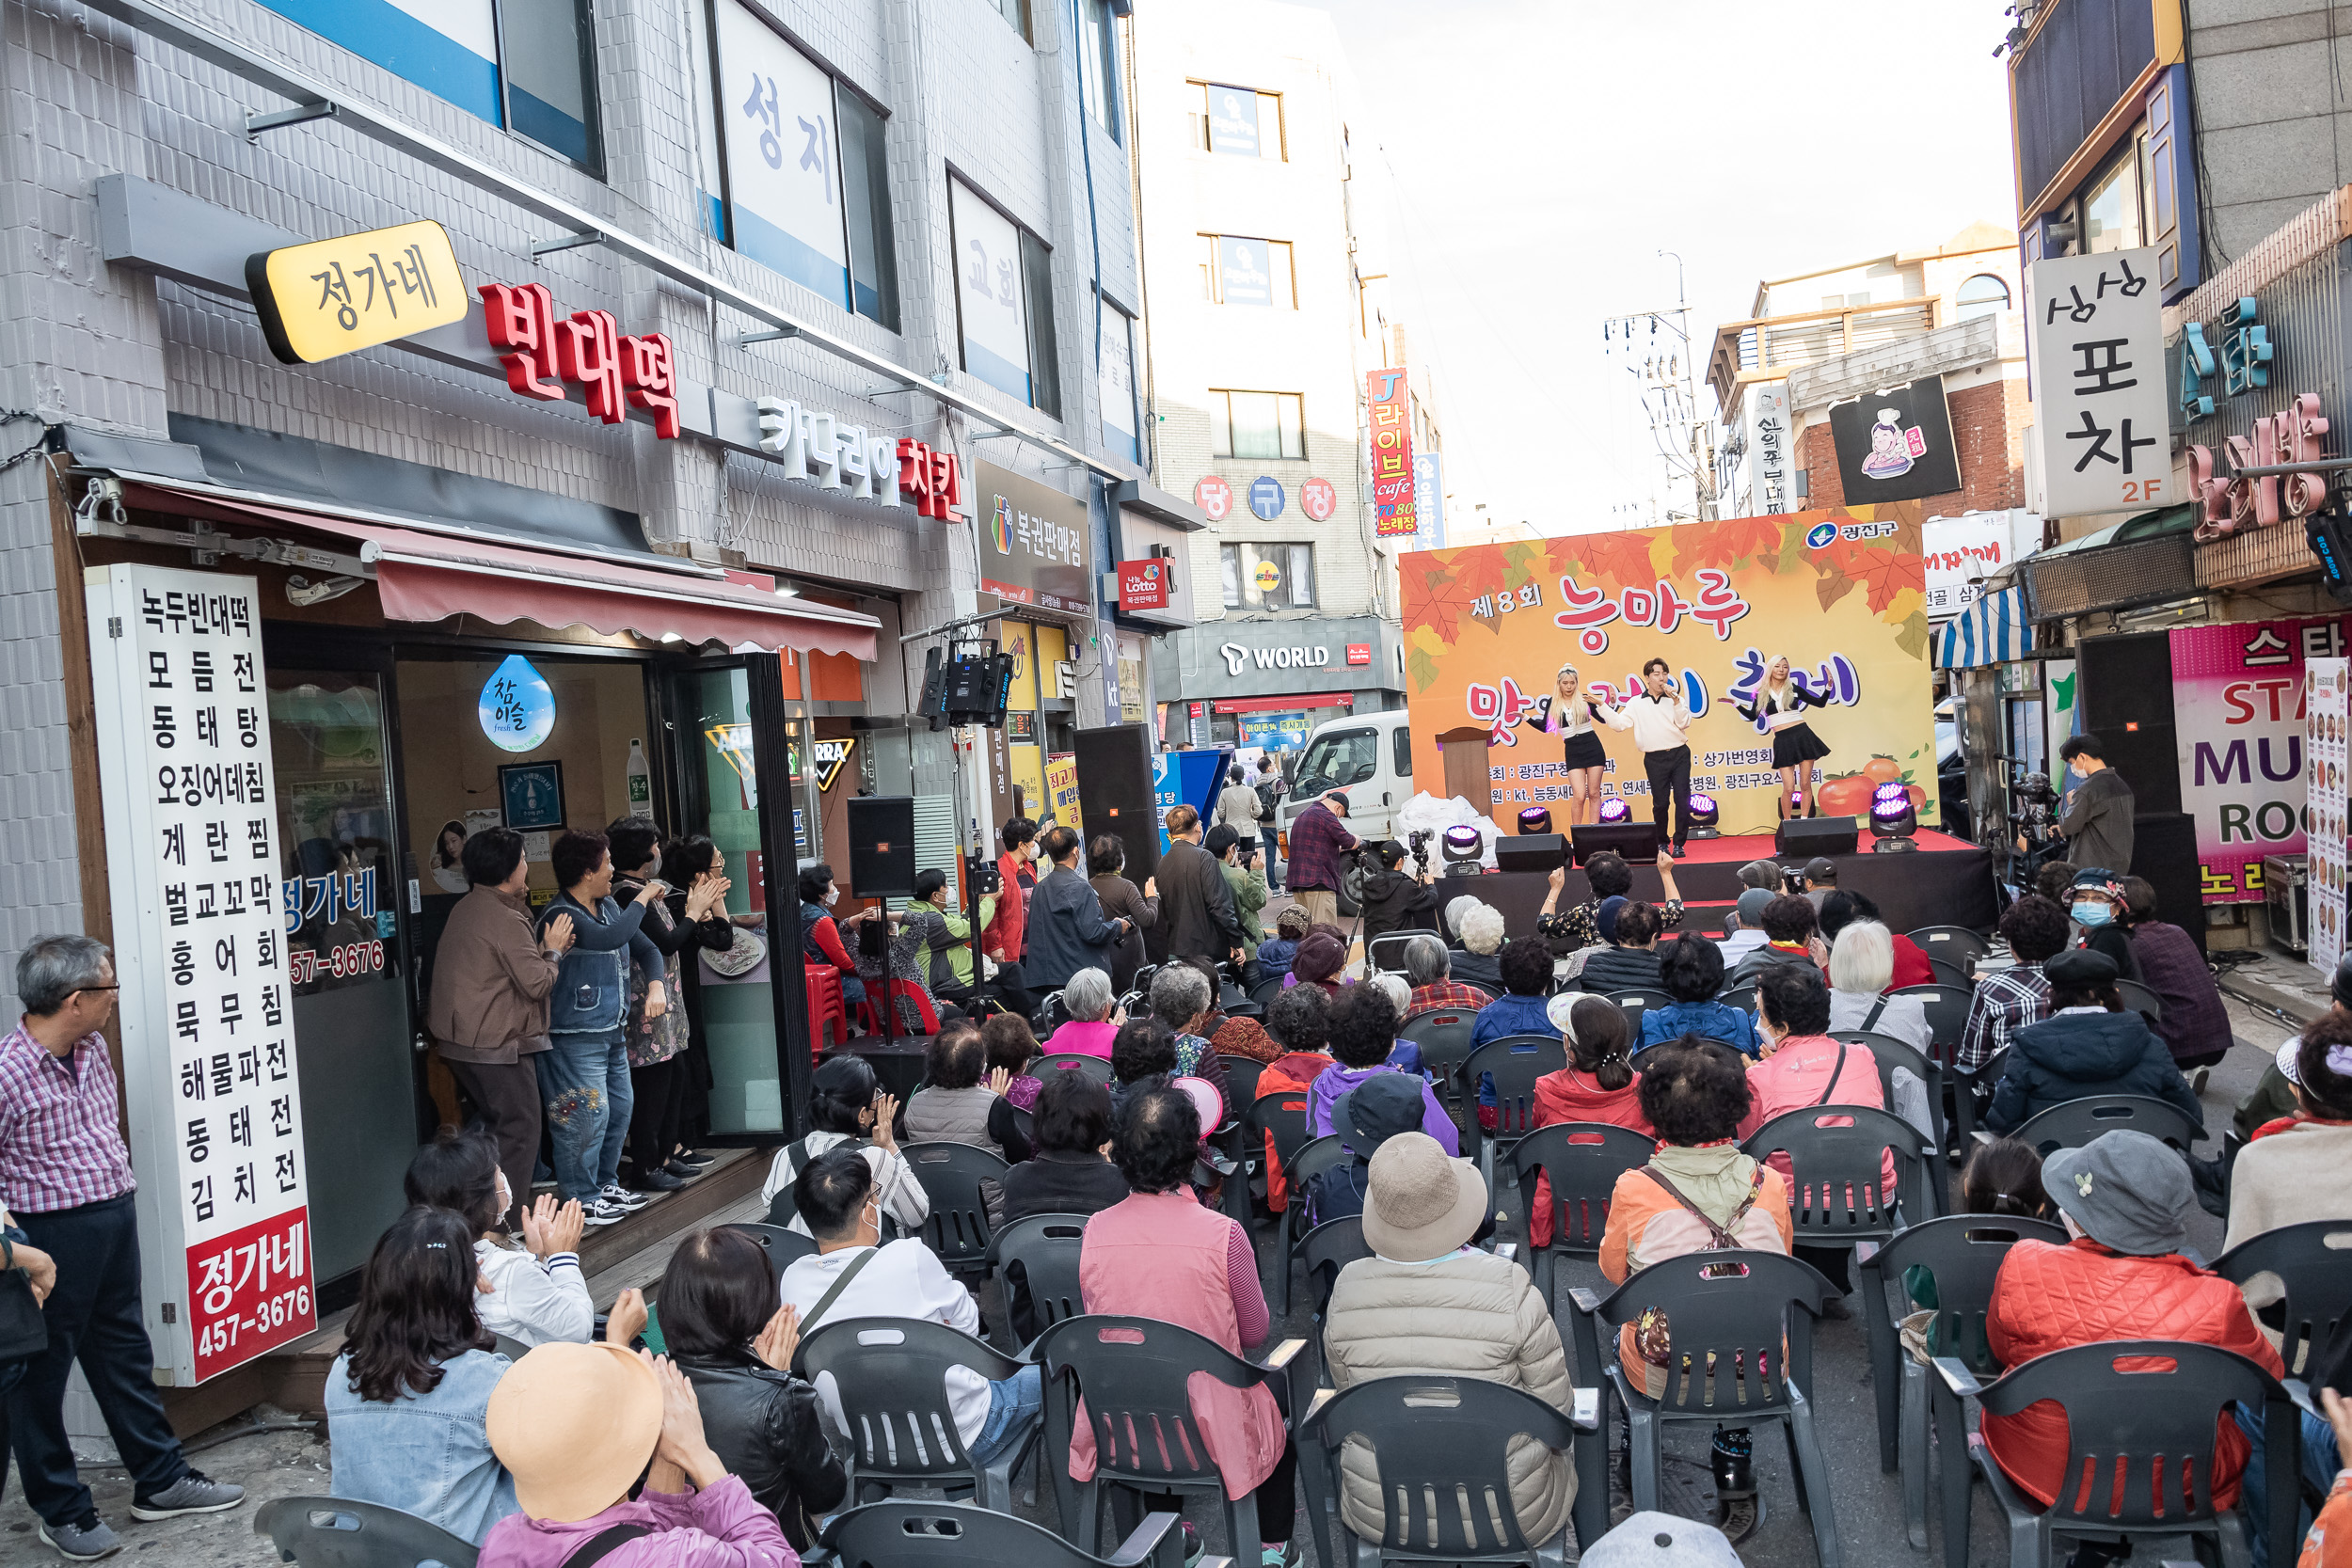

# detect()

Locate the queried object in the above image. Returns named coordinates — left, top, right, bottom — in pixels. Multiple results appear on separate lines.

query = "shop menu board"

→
left=87, top=565, right=314, bottom=1383
left=2310, top=658, right=2348, bottom=979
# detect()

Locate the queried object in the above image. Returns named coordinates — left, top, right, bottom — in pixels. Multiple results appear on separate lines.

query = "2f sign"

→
left=2027, top=247, right=2172, bottom=517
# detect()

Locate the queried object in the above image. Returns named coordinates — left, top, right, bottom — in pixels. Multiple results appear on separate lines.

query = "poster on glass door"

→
left=86, top=565, right=315, bottom=1383
left=2308, top=658, right=2347, bottom=978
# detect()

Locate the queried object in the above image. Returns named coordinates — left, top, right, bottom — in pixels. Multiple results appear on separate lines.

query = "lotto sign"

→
left=246, top=219, right=467, bottom=365
left=2026, top=247, right=2171, bottom=516
left=1195, top=476, right=1233, bottom=520
left=2309, top=658, right=2347, bottom=976
left=1301, top=476, right=1337, bottom=521
left=1118, top=560, right=1169, bottom=610
left=85, top=566, right=314, bottom=1382
left=1367, top=369, right=1417, bottom=536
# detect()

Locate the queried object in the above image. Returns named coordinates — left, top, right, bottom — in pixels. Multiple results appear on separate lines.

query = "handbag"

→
left=0, top=1233, right=50, bottom=1365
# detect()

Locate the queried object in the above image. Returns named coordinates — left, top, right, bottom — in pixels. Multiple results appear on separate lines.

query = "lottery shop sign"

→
left=1400, top=509, right=1935, bottom=837
left=86, top=566, right=315, bottom=1383
left=480, top=281, right=683, bottom=439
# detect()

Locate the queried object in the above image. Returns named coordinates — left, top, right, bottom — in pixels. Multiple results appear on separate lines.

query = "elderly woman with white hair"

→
left=1447, top=902, right=1510, bottom=997
left=1400, top=932, right=1490, bottom=1022
left=1041, top=967, right=1122, bottom=1059
left=1826, top=920, right=1934, bottom=1053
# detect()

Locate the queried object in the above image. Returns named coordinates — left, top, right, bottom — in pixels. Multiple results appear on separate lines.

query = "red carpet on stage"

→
left=1661, top=828, right=1976, bottom=866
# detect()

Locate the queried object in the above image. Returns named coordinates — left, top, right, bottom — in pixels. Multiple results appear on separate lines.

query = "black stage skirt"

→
left=1561, top=730, right=1608, bottom=770
left=1772, top=721, right=1832, bottom=768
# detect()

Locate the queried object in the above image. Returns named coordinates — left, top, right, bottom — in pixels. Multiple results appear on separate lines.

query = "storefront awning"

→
left=1934, top=586, right=2035, bottom=671
left=115, top=480, right=879, bottom=659
left=1214, top=693, right=1354, bottom=714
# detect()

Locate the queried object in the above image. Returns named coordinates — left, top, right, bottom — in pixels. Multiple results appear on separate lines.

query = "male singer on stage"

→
left=1624, top=657, right=1693, bottom=858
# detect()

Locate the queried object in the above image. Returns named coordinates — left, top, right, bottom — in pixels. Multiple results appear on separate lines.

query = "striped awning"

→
left=1935, top=586, right=2035, bottom=670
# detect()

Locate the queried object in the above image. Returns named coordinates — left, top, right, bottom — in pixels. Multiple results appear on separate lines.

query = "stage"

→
left=1461, top=827, right=1997, bottom=937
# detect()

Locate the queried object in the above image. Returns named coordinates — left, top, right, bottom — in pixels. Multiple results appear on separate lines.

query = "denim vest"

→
left=546, top=894, right=628, bottom=1038
left=326, top=1347, right=518, bottom=1545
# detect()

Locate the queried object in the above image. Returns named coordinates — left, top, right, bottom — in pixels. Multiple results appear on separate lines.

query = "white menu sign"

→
left=2026, top=246, right=2173, bottom=517
left=1749, top=382, right=1794, bottom=515
left=86, top=565, right=315, bottom=1384
left=2310, top=659, right=2348, bottom=977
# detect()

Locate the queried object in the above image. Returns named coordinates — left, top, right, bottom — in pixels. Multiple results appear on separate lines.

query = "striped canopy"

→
left=1934, top=586, right=2034, bottom=670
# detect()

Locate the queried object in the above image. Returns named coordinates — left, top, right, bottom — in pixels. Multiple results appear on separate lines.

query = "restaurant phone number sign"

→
left=87, top=565, right=316, bottom=1383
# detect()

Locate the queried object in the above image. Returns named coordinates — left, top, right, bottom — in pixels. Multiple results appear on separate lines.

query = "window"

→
left=1078, top=0, right=1120, bottom=140
left=1391, top=723, right=1412, bottom=779
left=701, top=2, right=899, bottom=329
left=990, top=0, right=1031, bottom=43
left=256, top=0, right=599, bottom=173
left=1100, top=304, right=1140, bottom=463
left=951, top=178, right=1061, bottom=416
left=1201, top=236, right=1295, bottom=307
left=1193, top=83, right=1281, bottom=157
left=1208, top=391, right=1305, bottom=461
left=2081, top=135, right=2152, bottom=253
left=1956, top=273, right=2010, bottom=321
left=1296, top=727, right=1375, bottom=799
left=1220, top=544, right=1314, bottom=610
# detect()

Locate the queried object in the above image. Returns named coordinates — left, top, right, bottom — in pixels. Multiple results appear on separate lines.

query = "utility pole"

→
left=1600, top=249, right=1718, bottom=524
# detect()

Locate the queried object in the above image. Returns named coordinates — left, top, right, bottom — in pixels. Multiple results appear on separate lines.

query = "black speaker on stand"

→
left=845, top=795, right=918, bottom=1048
left=1774, top=816, right=1860, bottom=857
left=1073, top=724, right=1161, bottom=883
left=1569, top=822, right=1661, bottom=866
left=2126, top=811, right=2207, bottom=958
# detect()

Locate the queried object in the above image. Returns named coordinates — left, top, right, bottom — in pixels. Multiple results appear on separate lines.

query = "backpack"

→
left=1629, top=1165, right=1766, bottom=1369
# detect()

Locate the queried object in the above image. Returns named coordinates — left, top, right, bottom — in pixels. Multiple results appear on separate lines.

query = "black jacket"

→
left=1580, top=945, right=1663, bottom=994
left=1448, top=946, right=1505, bottom=996
left=1152, top=839, right=1245, bottom=963
left=1024, top=863, right=1126, bottom=990
left=675, top=1351, right=847, bottom=1546
left=1359, top=871, right=1439, bottom=942
left=1985, top=1006, right=2205, bottom=1135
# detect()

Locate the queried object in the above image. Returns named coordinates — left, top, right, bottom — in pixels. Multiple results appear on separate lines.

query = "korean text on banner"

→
left=2307, top=658, right=2347, bottom=977
left=2026, top=246, right=2171, bottom=516
left=84, top=566, right=314, bottom=1384
left=1750, top=385, right=1795, bottom=515
left=1367, top=369, right=1417, bottom=537
left=246, top=219, right=467, bottom=366
left=2170, top=616, right=2352, bottom=903
left=1399, top=510, right=1936, bottom=837
left=1044, top=752, right=1083, bottom=835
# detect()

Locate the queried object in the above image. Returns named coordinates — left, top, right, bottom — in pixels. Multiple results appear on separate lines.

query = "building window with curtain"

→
left=1192, top=83, right=1281, bottom=157
left=1079, top=0, right=1120, bottom=140
left=256, top=0, right=600, bottom=173
left=1208, top=391, right=1305, bottom=460
left=1220, top=544, right=1315, bottom=610
left=1201, top=236, right=1295, bottom=307
left=951, top=178, right=1061, bottom=417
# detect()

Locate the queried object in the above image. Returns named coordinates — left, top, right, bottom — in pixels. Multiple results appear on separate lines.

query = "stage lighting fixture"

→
left=1517, top=806, right=1553, bottom=835
left=1869, top=784, right=1919, bottom=852
left=1597, top=798, right=1631, bottom=825
left=1685, top=794, right=1721, bottom=839
left=1440, top=824, right=1487, bottom=875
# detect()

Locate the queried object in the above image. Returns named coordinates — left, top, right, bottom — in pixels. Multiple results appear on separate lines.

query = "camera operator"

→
left=1286, top=788, right=1360, bottom=927
left=2010, top=770, right=2065, bottom=882
left=1359, top=839, right=1442, bottom=942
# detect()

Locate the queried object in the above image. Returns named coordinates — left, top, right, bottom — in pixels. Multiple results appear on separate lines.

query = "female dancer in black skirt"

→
left=1738, top=654, right=1831, bottom=817
left=1522, top=662, right=1629, bottom=826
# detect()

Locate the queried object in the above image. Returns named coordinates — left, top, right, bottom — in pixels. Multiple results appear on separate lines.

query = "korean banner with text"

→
left=2026, top=246, right=2171, bottom=516
left=87, top=566, right=314, bottom=1383
left=1400, top=510, right=1936, bottom=837
left=2170, top=616, right=2352, bottom=903
left=2306, top=658, right=2346, bottom=976
left=1366, top=369, right=1417, bottom=536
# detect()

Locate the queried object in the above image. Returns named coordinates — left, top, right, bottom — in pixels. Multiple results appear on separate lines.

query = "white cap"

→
left=2278, top=1037, right=2305, bottom=1087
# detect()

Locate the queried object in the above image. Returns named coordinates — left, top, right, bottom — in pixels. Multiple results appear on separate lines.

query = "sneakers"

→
left=599, top=1182, right=654, bottom=1210
left=131, top=1470, right=243, bottom=1521
left=672, top=1148, right=714, bottom=1169
left=661, top=1158, right=704, bottom=1180
left=1259, top=1543, right=1299, bottom=1568
left=634, top=1168, right=686, bottom=1193
left=2191, top=1066, right=2212, bottom=1096
left=1182, top=1521, right=1204, bottom=1568
left=38, top=1516, right=120, bottom=1560
left=580, top=1197, right=628, bottom=1226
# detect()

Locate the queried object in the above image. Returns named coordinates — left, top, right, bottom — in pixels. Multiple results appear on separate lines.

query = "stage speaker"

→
left=1073, top=723, right=1160, bottom=884
left=2076, top=631, right=2182, bottom=815
left=1774, top=816, right=1859, bottom=857
left=1496, top=833, right=1568, bottom=873
left=1569, top=821, right=1660, bottom=866
left=845, top=796, right=917, bottom=897
left=2126, top=811, right=2206, bottom=957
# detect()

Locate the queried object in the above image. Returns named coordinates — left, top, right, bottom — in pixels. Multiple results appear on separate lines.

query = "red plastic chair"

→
left=852, top=975, right=941, bottom=1037
left=804, top=964, right=846, bottom=1056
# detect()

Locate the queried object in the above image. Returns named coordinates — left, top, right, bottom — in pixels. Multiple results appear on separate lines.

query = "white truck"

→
left=1271, top=708, right=1415, bottom=914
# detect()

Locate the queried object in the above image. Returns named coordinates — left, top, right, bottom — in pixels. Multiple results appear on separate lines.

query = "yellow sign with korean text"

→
left=246, top=220, right=468, bottom=366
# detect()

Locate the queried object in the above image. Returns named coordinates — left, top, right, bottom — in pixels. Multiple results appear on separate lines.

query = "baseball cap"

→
left=1803, top=856, right=1837, bottom=883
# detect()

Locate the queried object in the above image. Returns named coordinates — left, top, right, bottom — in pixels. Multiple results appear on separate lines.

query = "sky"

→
left=1294, top=0, right=2022, bottom=541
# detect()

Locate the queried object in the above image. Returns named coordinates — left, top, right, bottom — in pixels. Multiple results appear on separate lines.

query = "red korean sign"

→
left=1346, top=642, right=1372, bottom=666
left=1195, top=476, right=1233, bottom=521
left=1301, top=476, right=1337, bottom=521
left=187, top=1207, right=315, bottom=1383
left=1118, top=559, right=1169, bottom=610
left=1366, top=371, right=1417, bottom=536
left=480, top=282, right=682, bottom=438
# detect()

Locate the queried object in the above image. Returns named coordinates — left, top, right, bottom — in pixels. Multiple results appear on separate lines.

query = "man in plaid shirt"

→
left=1397, top=934, right=1490, bottom=1022
left=1957, top=895, right=2069, bottom=1071
left=1285, top=789, right=1360, bottom=930
left=2, top=936, right=244, bottom=1558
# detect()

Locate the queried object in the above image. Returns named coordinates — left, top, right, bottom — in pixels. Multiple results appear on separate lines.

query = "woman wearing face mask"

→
left=2066, top=867, right=2142, bottom=983
left=1519, top=664, right=1629, bottom=827
left=799, top=862, right=877, bottom=1023
left=403, top=1127, right=596, bottom=1348
left=1736, top=654, right=1831, bottom=820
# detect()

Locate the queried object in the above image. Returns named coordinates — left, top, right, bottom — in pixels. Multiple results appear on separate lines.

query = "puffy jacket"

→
left=1526, top=1069, right=1651, bottom=1248
left=1254, top=1052, right=1333, bottom=1212
left=1984, top=1007, right=2205, bottom=1135
left=1579, top=946, right=1664, bottom=995
left=669, top=1352, right=847, bottom=1548
left=1982, top=1237, right=2282, bottom=1508
left=1323, top=1248, right=1578, bottom=1544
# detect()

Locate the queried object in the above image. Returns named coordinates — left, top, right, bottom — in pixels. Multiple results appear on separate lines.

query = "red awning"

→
left=120, top=483, right=878, bottom=659
left=1214, top=693, right=1354, bottom=715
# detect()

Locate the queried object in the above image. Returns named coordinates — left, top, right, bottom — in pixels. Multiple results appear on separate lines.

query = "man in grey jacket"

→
left=1022, top=826, right=1130, bottom=992
left=2056, top=732, right=2136, bottom=874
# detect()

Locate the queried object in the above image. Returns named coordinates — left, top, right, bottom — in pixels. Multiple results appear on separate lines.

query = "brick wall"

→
left=1799, top=376, right=2027, bottom=515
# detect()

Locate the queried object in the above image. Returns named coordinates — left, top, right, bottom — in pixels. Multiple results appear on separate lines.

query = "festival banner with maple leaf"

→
left=1401, top=507, right=1936, bottom=837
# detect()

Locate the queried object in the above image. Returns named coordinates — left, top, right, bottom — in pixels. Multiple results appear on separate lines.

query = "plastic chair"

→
left=1398, top=1009, right=1480, bottom=1094
left=491, top=1333, right=532, bottom=1361
left=1037, top=990, right=1073, bottom=1037
left=1296, top=1374, right=1605, bottom=1568
left=1034, top=1314, right=1305, bottom=1562
left=1244, top=1083, right=1317, bottom=1229
left=2212, top=1218, right=2352, bottom=1375
left=1276, top=1133, right=1358, bottom=1314
left=986, top=1212, right=1089, bottom=1350
left=2001, top=1094, right=2204, bottom=1155
left=1937, top=1339, right=2303, bottom=1568
left=793, top=1318, right=1041, bottom=1513
left=1742, top=1105, right=1937, bottom=1254
left=1297, top=1213, right=1373, bottom=1326
left=817, top=1499, right=1188, bottom=1568
left=1925, top=956, right=1972, bottom=990
left=1248, top=974, right=1285, bottom=1011
left=720, top=1220, right=818, bottom=1289
left=1455, top=1035, right=1567, bottom=1191
left=1856, top=1215, right=2065, bottom=1567
left=1009, top=1103, right=1036, bottom=1147
left=806, top=964, right=848, bottom=1054
left=253, top=1497, right=478, bottom=1568
left=899, top=1141, right=1009, bottom=1273
left=1567, top=1250, right=1843, bottom=1568
left=1715, top=984, right=1757, bottom=1014
left=1037, top=1053, right=1115, bottom=1089
left=1829, top=1028, right=1948, bottom=1162
left=1508, top=1122, right=1657, bottom=1302
left=1908, top=926, right=1990, bottom=966
left=854, top=976, right=942, bottom=1037
left=1221, top=1056, right=1266, bottom=1113
left=2116, top=977, right=2165, bottom=1029
left=1365, top=931, right=1422, bottom=976
left=1888, top=984, right=1975, bottom=1069
left=1603, top=987, right=1675, bottom=1013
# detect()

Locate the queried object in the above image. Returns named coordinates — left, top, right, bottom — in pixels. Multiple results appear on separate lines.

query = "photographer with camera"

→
left=1286, top=789, right=1360, bottom=928
left=1358, top=839, right=1442, bottom=943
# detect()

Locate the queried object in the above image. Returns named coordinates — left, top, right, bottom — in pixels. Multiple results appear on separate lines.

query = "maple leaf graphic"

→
left=1566, top=530, right=1662, bottom=595
left=1847, top=546, right=1925, bottom=615
left=1674, top=514, right=1784, bottom=576
left=1403, top=561, right=1481, bottom=646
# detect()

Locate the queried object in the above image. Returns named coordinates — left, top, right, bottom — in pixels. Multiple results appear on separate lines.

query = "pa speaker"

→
left=1496, top=833, right=1568, bottom=873
left=1569, top=822, right=1660, bottom=866
left=2076, top=631, right=2183, bottom=815
left=1774, top=816, right=1859, bottom=857
left=2126, top=811, right=2206, bottom=957
left=845, top=795, right=918, bottom=897
left=1072, top=724, right=1159, bottom=884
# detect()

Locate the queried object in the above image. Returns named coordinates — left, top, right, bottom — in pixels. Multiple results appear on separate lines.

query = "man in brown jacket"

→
left=428, top=826, right=574, bottom=1228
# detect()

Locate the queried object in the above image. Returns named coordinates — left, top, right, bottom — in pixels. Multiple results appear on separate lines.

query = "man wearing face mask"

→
left=2055, top=733, right=2135, bottom=874
left=982, top=817, right=1041, bottom=1008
